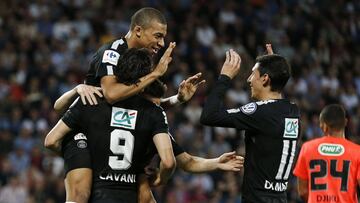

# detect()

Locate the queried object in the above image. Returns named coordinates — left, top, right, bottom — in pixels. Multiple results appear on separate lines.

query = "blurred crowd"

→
left=0, top=0, right=359, bottom=202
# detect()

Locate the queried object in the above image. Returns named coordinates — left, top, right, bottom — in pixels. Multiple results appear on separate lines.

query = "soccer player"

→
left=293, top=104, right=360, bottom=203
left=200, top=49, right=300, bottom=203
left=46, top=48, right=176, bottom=203
left=52, top=7, right=204, bottom=203
left=54, top=7, right=202, bottom=114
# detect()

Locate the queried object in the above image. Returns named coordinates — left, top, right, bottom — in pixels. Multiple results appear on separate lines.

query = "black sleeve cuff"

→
left=218, top=74, right=232, bottom=83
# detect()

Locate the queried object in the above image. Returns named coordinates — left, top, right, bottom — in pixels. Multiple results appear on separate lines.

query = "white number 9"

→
left=108, top=129, right=134, bottom=170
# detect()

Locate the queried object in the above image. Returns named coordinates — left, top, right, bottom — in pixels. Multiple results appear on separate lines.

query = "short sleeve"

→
left=62, top=98, right=84, bottom=130
left=95, top=49, right=120, bottom=79
left=151, top=108, right=169, bottom=136
left=293, top=144, right=308, bottom=180
left=169, top=133, right=185, bottom=156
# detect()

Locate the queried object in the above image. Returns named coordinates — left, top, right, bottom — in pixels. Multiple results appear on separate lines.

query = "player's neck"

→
left=257, top=91, right=282, bottom=101
left=125, top=31, right=138, bottom=49
left=326, top=130, right=345, bottom=138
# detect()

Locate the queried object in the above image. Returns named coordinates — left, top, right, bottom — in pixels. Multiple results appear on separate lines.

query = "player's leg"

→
left=138, top=174, right=157, bottom=203
left=65, top=168, right=92, bottom=203
left=62, top=132, right=92, bottom=203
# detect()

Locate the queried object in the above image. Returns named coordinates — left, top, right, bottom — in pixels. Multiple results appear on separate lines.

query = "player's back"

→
left=240, top=99, right=300, bottom=202
left=295, top=136, right=360, bottom=203
left=74, top=95, right=169, bottom=202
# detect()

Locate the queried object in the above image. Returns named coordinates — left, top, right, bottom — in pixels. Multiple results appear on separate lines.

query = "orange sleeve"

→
left=293, top=144, right=308, bottom=180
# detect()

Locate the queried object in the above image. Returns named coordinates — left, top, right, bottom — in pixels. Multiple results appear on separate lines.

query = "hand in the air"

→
left=75, top=84, right=103, bottom=105
left=220, top=49, right=241, bottom=80
left=217, top=151, right=244, bottom=171
left=266, top=43, right=274, bottom=55
left=153, top=42, right=176, bottom=77
left=177, top=72, right=206, bottom=103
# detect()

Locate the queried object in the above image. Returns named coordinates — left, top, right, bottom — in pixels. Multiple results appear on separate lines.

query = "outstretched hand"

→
left=217, top=151, right=244, bottom=171
left=220, top=49, right=241, bottom=79
left=75, top=84, right=103, bottom=105
left=177, top=72, right=206, bottom=103
left=153, top=42, right=176, bottom=77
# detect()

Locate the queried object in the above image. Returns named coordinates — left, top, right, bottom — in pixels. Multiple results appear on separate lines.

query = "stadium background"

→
left=0, top=0, right=359, bottom=202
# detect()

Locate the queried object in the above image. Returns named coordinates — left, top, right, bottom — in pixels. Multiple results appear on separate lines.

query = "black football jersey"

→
left=85, top=38, right=128, bottom=86
left=62, top=95, right=169, bottom=191
left=201, top=75, right=300, bottom=202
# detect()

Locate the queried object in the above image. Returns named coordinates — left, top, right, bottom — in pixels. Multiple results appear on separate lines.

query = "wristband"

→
left=169, top=94, right=180, bottom=105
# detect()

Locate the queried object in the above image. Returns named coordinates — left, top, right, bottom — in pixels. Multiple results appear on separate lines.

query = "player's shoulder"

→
left=235, top=99, right=278, bottom=115
left=341, top=138, right=360, bottom=151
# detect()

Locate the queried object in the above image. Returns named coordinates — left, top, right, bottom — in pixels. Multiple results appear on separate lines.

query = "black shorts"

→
left=62, top=131, right=91, bottom=175
left=90, top=188, right=137, bottom=203
left=242, top=196, right=287, bottom=203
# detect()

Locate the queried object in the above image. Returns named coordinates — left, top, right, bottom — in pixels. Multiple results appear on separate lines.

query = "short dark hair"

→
left=130, top=7, right=166, bottom=30
left=320, top=104, right=347, bottom=130
left=143, top=79, right=166, bottom=98
left=255, top=54, right=291, bottom=92
left=115, top=48, right=153, bottom=85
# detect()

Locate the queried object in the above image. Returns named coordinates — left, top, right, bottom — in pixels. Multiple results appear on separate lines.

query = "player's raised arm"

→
left=200, top=49, right=241, bottom=127
left=102, top=42, right=176, bottom=104
left=266, top=43, right=274, bottom=55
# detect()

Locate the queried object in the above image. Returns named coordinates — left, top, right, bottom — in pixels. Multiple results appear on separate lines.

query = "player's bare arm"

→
left=151, top=133, right=176, bottom=186
left=54, top=84, right=103, bottom=114
left=44, top=120, right=72, bottom=152
left=176, top=151, right=244, bottom=173
left=102, top=42, right=176, bottom=104
left=297, top=178, right=309, bottom=202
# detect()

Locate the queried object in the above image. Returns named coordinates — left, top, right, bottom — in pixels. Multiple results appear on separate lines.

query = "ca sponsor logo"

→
left=283, top=118, right=299, bottom=138
left=318, top=143, right=344, bottom=156
left=111, top=107, right=138, bottom=130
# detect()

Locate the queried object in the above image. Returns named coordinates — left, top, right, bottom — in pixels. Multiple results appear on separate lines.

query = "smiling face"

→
left=247, top=62, right=266, bottom=100
left=135, top=20, right=167, bottom=55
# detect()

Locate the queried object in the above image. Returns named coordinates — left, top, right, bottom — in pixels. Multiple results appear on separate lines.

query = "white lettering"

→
left=264, top=180, right=288, bottom=192
left=98, top=173, right=137, bottom=183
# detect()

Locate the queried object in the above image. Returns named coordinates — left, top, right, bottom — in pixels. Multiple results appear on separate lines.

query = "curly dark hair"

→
left=114, top=48, right=153, bottom=85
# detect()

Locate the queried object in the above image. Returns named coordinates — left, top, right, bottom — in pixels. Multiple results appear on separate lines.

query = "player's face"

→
left=247, top=63, right=263, bottom=100
left=137, top=20, right=167, bottom=55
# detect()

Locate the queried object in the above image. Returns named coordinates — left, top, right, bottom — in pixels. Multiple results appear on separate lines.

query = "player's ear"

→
left=134, top=25, right=142, bottom=38
left=319, top=121, right=327, bottom=134
left=262, top=73, right=271, bottom=87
